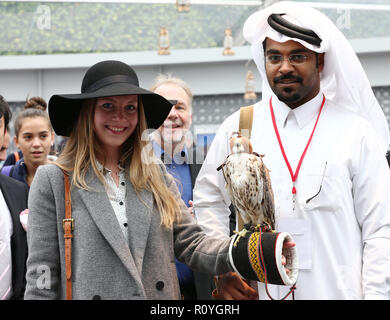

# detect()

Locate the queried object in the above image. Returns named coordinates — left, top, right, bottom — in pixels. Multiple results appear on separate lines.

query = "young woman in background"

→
left=1, top=96, right=54, bottom=188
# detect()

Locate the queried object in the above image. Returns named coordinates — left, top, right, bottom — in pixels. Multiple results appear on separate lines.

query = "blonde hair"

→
left=56, top=97, right=182, bottom=229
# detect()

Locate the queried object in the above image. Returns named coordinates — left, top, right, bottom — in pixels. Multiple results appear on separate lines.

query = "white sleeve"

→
left=193, top=112, right=239, bottom=240
left=352, top=124, right=390, bottom=300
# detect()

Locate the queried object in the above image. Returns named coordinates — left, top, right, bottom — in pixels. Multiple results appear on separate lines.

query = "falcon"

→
left=218, top=133, right=275, bottom=246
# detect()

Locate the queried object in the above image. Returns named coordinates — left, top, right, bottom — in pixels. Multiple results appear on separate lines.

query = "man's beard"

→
left=273, top=74, right=303, bottom=104
left=276, top=89, right=302, bottom=103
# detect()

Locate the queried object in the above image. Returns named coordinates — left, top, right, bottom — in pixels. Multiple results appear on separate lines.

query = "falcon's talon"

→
left=233, top=228, right=250, bottom=247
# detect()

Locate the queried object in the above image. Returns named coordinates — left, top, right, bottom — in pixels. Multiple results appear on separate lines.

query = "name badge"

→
left=277, top=218, right=312, bottom=270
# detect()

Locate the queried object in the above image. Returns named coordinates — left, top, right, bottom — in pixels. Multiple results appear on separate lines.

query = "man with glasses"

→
left=193, top=1, right=390, bottom=300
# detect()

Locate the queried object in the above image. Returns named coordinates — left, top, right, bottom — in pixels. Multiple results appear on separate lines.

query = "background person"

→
left=3, top=148, right=22, bottom=167
left=0, top=95, right=29, bottom=300
left=0, top=128, right=10, bottom=168
left=1, top=97, right=55, bottom=188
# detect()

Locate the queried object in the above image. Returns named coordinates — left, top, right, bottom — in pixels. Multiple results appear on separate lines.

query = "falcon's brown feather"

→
left=222, top=134, right=275, bottom=229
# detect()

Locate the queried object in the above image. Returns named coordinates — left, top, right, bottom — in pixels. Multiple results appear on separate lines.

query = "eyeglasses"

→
left=306, top=161, right=327, bottom=204
left=265, top=53, right=310, bottom=66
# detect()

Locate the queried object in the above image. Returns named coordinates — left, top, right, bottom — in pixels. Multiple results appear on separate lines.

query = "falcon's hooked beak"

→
left=229, top=132, right=253, bottom=154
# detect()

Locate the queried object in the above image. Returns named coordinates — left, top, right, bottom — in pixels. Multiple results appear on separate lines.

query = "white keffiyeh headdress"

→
left=243, top=1, right=390, bottom=153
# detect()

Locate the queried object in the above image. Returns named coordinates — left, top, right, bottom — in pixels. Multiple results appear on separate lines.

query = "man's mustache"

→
left=273, top=74, right=303, bottom=83
left=163, top=121, right=182, bottom=128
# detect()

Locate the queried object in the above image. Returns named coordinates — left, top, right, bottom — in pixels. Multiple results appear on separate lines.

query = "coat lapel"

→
left=125, top=182, right=153, bottom=276
left=189, top=147, right=203, bottom=189
left=77, top=170, right=143, bottom=288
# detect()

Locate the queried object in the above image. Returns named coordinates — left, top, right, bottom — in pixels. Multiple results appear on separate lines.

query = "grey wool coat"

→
left=24, top=164, right=232, bottom=300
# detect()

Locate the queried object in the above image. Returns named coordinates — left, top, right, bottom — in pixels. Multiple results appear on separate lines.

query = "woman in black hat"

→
left=22, top=60, right=233, bottom=300
left=24, top=60, right=296, bottom=300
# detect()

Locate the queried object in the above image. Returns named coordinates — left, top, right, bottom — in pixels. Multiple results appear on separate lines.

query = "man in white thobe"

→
left=193, top=1, right=390, bottom=300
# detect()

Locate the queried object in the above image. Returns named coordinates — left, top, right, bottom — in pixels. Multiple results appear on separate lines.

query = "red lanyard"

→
left=269, top=94, right=326, bottom=204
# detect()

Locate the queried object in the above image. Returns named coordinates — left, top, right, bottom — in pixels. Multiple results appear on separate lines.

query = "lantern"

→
left=222, top=27, right=234, bottom=56
left=158, top=27, right=170, bottom=55
left=244, top=71, right=257, bottom=100
left=176, top=0, right=190, bottom=12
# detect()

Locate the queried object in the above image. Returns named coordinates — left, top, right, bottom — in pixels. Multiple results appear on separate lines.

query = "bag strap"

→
left=239, top=105, right=254, bottom=140
left=62, top=171, right=73, bottom=300
left=14, top=151, right=20, bottom=162
left=236, top=105, right=254, bottom=231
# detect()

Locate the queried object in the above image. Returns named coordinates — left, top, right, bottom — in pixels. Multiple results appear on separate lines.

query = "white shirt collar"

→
left=271, top=91, right=324, bottom=129
left=95, top=161, right=125, bottom=175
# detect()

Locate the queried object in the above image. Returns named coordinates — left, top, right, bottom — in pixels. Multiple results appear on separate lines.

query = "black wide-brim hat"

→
left=49, top=60, right=174, bottom=137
